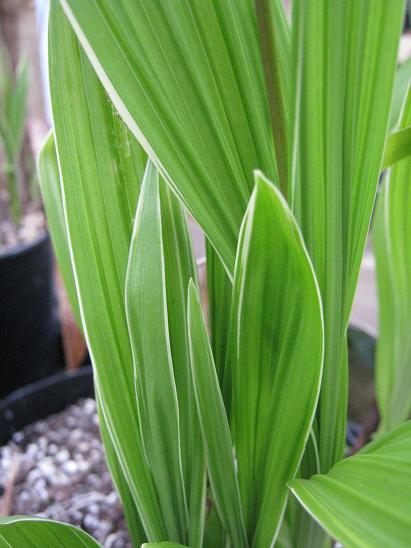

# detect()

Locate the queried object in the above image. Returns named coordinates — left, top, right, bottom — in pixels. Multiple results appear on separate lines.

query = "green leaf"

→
left=291, top=0, right=405, bottom=473
left=390, top=56, right=411, bottom=130
left=95, top=390, right=146, bottom=548
left=58, top=0, right=279, bottom=273
left=254, top=0, right=291, bottom=196
left=290, top=421, right=411, bottom=548
left=0, top=56, right=28, bottom=160
left=159, top=181, right=206, bottom=548
left=187, top=280, right=247, bottom=548
left=230, top=172, right=323, bottom=547
left=205, top=240, right=232, bottom=388
left=374, top=85, right=411, bottom=432
left=0, top=516, right=100, bottom=547
left=382, top=125, right=411, bottom=170
left=48, top=3, right=165, bottom=540
left=38, top=132, right=81, bottom=327
left=126, top=162, right=197, bottom=544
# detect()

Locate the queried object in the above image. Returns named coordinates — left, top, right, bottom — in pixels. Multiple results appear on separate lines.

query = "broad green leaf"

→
left=0, top=516, right=100, bottom=547
left=159, top=182, right=206, bottom=548
left=278, top=431, right=327, bottom=548
left=374, top=85, right=411, bottom=432
left=125, top=163, right=189, bottom=543
left=290, top=421, right=411, bottom=548
left=126, top=162, right=206, bottom=546
left=59, top=0, right=279, bottom=273
left=48, top=3, right=165, bottom=540
left=39, top=129, right=144, bottom=545
left=382, top=125, right=411, bottom=170
left=390, top=56, right=411, bottom=129
left=291, top=0, right=405, bottom=473
left=187, top=280, right=247, bottom=548
left=254, top=0, right=290, bottom=196
left=230, top=172, right=323, bottom=547
left=38, top=131, right=81, bottom=327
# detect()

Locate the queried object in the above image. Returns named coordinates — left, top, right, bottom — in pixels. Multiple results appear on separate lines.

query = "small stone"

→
left=62, top=460, right=78, bottom=475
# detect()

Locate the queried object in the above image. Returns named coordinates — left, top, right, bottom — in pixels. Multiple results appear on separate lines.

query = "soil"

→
left=0, top=398, right=131, bottom=547
left=0, top=190, right=46, bottom=253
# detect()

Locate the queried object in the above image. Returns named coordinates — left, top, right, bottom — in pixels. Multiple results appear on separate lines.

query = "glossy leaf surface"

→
left=290, top=421, right=411, bottom=548
left=0, top=516, right=100, bottom=547
left=49, top=3, right=164, bottom=540
left=374, top=86, right=411, bottom=432
left=230, top=173, right=323, bottom=547
left=187, top=281, right=247, bottom=548
left=59, top=0, right=279, bottom=273
left=291, top=0, right=405, bottom=472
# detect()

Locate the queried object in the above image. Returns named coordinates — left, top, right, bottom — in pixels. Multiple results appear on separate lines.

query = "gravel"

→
left=0, top=398, right=131, bottom=547
left=0, top=193, right=46, bottom=253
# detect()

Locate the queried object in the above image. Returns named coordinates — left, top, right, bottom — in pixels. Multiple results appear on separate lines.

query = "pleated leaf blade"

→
left=230, top=172, right=324, bottom=547
left=59, top=0, right=279, bottom=273
left=374, top=85, right=411, bottom=432
left=0, top=516, right=100, bottom=547
left=187, top=280, right=247, bottom=548
left=290, top=421, right=411, bottom=548
left=291, top=0, right=405, bottom=472
left=48, top=3, right=164, bottom=540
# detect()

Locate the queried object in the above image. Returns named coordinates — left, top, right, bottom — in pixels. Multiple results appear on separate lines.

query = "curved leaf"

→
left=290, top=421, right=411, bottom=548
left=125, top=162, right=206, bottom=546
left=38, top=132, right=81, bottom=327
left=0, top=516, right=100, bottom=547
left=58, top=0, right=279, bottom=273
left=48, top=3, right=164, bottom=540
left=187, top=281, right=247, bottom=548
left=382, top=125, right=411, bottom=170
left=230, top=172, right=323, bottom=547
left=291, top=0, right=405, bottom=473
left=374, top=85, right=411, bottom=432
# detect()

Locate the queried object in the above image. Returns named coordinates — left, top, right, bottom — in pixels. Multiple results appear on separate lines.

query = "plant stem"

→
left=5, top=160, right=22, bottom=224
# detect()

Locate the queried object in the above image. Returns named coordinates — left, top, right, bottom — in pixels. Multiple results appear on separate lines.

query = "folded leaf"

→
left=126, top=162, right=206, bottom=546
left=205, top=240, right=232, bottom=389
left=59, top=0, right=279, bottom=273
left=390, top=56, right=411, bottom=130
left=291, top=0, right=405, bottom=473
left=187, top=280, right=247, bottom=548
left=125, top=162, right=189, bottom=543
left=290, top=421, right=411, bottom=548
left=230, top=172, right=323, bottom=547
left=0, top=516, right=100, bottom=547
left=48, top=3, right=164, bottom=540
left=382, top=125, right=411, bottom=169
left=38, top=132, right=81, bottom=327
left=374, top=85, right=411, bottom=432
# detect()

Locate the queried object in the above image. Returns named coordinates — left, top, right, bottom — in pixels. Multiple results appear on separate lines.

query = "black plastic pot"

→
left=0, top=232, right=65, bottom=398
left=0, top=365, right=94, bottom=445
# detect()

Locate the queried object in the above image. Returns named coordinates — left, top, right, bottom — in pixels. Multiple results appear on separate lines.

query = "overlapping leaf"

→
left=38, top=132, right=81, bottom=326
left=58, top=0, right=280, bottom=273
left=125, top=163, right=205, bottom=545
left=291, top=0, right=405, bottom=472
left=187, top=281, right=247, bottom=548
left=48, top=3, right=164, bottom=540
left=290, top=421, right=411, bottom=548
left=230, top=173, right=323, bottom=547
left=0, top=516, right=100, bottom=547
left=374, top=86, right=411, bottom=432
